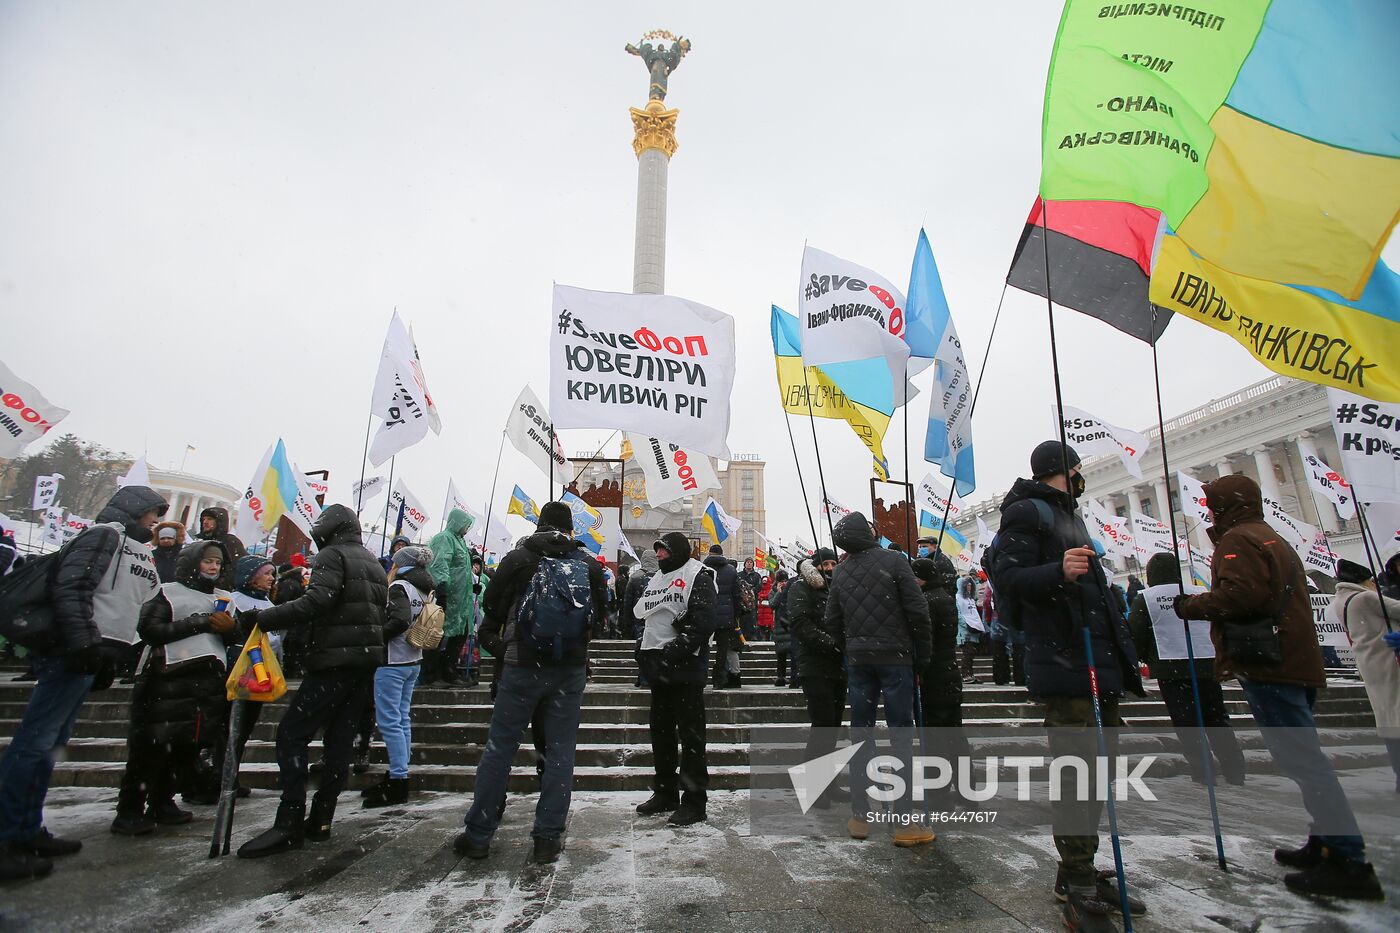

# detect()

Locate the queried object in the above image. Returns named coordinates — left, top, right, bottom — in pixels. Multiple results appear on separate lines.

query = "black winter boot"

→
left=362, top=777, right=409, bottom=809
left=0, top=841, right=52, bottom=881
left=533, top=835, right=564, bottom=864
left=636, top=792, right=680, bottom=815
left=1275, top=836, right=1323, bottom=869
left=1284, top=851, right=1384, bottom=900
left=1060, top=888, right=1119, bottom=932
left=28, top=829, right=81, bottom=858
left=237, top=800, right=306, bottom=859
left=110, top=809, right=156, bottom=836
left=146, top=799, right=194, bottom=825
left=360, top=772, right=391, bottom=798
left=667, top=800, right=707, bottom=826
left=304, top=795, right=337, bottom=842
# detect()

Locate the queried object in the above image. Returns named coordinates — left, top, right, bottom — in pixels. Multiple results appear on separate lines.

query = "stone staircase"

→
left=0, top=640, right=1381, bottom=792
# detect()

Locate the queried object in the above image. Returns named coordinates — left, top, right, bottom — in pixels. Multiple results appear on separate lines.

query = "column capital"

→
left=631, top=99, right=679, bottom=158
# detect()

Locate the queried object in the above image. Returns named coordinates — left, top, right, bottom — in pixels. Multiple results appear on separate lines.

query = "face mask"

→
left=200, top=570, right=220, bottom=581
left=1070, top=473, right=1086, bottom=499
left=917, top=546, right=930, bottom=558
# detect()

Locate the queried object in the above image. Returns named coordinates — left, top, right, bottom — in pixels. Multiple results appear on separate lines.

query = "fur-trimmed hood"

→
left=797, top=558, right=826, bottom=590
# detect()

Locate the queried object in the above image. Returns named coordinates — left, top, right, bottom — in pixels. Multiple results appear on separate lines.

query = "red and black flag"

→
left=1007, top=198, right=1171, bottom=344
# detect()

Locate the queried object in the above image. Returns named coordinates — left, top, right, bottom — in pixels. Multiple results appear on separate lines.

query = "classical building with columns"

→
left=148, top=467, right=240, bottom=531
left=953, top=374, right=1365, bottom=576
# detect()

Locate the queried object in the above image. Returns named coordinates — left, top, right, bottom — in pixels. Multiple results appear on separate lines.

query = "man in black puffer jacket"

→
left=912, top=553, right=970, bottom=810
left=824, top=512, right=932, bottom=845
left=238, top=504, right=387, bottom=859
left=788, top=549, right=845, bottom=801
left=704, top=545, right=744, bottom=688
left=989, top=441, right=1144, bottom=923
left=455, top=502, right=608, bottom=865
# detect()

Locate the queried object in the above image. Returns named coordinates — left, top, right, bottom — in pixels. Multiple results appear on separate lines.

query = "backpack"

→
left=518, top=553, right=595, bottom=661
left=0, top=543, right=71, bottom=649
left=404, top=591, right=446, bottom=650
left=737, top=578, right=757, bottom=614
left=980, top=498, right=1054, bottom=632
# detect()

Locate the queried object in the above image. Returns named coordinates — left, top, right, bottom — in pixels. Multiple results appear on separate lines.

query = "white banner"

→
left=445, top=479, right=473, bottom=520
left=117, top=457, right=150, bottom=489
left=550, top=284, right=736, bottom=458
left=1296, top=438, right=1356, bottom=520
left=32, top=474, right=62, bottom=511
left=0, top=360, right=69, bottom=458
left=798, top=245, right=911, bottom=389
left=1144, top=583, right=1213, bottom=660
left=1304, top=530, right=1339, bottom=577
left=627, top=433, right=720, bottom=508
left=386, top=480, right=430, bottom=540
left=1177, top=471, right=1213, bottom=526
left=1084, top=498, right=1134, bottom=563
left=1130, top=510, right=1175, bottom=558
left=60, top=513, right=91, bottom=543
left=1328, top=388, right=1400, bottom=506
left=822, top=495, right=855, bottom=523
left=973, top=515, right=991, bottom=565
left=369, top=313, right=442, bottom=467
left=1315, top=593, right=1351, bottom=649
left=916, top=472, right=963, bottom=524
left=303, top=472, right=330, bottom=504
left=1260, top=494, right=1335, bottom=575
left=1053, top=405, right=1149, bottom=479
left=41, top=506, right=64, bottom=547
left=506, top=385, right=569, bottom=487
left=352, top=475, right=387, bottom=508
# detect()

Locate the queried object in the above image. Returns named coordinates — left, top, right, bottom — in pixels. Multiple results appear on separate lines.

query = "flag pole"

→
left=481, top=430, right=507, bottom=554
left=380, top=456, right=396, bottom=557
left=779, top=405, right=820, bottom=550
left=570, top=430, right=620, bottom=486
left=1041, top=197, right=1136, bottom=930
left=549, top=425, right=559, bottom=500
left=934, top=282, right=1009, bottom=557
left=800, top=367, right=836, bottom=546
left=1150, top=308, right=1229, bottom=872
left=1294, top=452, right=1341, bottom=578
left=1354, top=504, right=1396, bottom=632
left=355, top=413, right=374, bottom=515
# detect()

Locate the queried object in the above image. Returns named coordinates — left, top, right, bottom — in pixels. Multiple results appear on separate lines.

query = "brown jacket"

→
left=1175, top=474, right=1324, bottom=688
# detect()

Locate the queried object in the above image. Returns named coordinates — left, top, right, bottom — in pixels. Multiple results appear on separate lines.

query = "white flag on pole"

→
left=821, top=495, right=855, bottom=523
left=1296, top=438, right=1357, bottom=520
left=386, top=480, right=430, bottom=540
left=973, top=515, right=991, bottom=564
left=550, top=284, right=736, bottom=458
left=1053, top=405, right=1149, bottom=479
left=1362, top=499, right=1400, bottom=566
left=916, top=472, right=964, bottom=524
left=1327, top=388, right=1400, bottom=505
left=0, top=360, right=69, bottom=458
left=352, top=475, right=387, bottom=508
left=369, top=313, right=442, bottom=467
left=1130, top=510, right=1174, bottom=557
left=118, top=458, right=151, bottom=489
left=61, top=513, right=91, bottom=543
left=1259, top=495, right=1335, bottom=575
left=797, top=245, right=912, bottom=391
left=42, top=507, right=64, bottom=546
left=506, top=385, right=569, bottom=487
left=626, top=432, right=720, bottom=507
left=1176, top=472, right=1213, bottom=526
left=32, top=474, right=62, bottom=511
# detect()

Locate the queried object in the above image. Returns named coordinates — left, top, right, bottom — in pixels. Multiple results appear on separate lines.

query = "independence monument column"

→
left=625, top=31, right=690, bottom=295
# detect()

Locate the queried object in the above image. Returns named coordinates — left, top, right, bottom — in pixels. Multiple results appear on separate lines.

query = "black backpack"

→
left=980, top=498, right=1054, bottom=632
left=0, top=543, right=72, bottom=649
left=518, top=552, right=596, bottom=661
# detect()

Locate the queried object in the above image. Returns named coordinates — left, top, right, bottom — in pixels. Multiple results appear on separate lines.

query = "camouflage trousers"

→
left=1043, top=695, right=1123, bottom=887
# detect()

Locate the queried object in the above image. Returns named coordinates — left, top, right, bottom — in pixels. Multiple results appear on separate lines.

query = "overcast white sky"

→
left=3, top=2, right=1390, bottom=541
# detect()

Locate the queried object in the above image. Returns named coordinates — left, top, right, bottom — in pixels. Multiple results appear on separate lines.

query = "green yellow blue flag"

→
left=1041, top=0, right=1400, bottom=300
left=771, top=305, right=893, bottom=480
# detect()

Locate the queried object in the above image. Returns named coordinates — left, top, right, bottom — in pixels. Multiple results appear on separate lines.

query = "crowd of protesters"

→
left=0, top=455, right=1393, bottom=925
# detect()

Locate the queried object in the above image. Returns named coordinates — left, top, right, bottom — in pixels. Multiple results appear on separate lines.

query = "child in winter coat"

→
left=112, top=540, right=237, bottom=835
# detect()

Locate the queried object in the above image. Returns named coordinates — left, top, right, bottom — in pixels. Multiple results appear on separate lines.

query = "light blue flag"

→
left=911, top=229, right=975, bottom=497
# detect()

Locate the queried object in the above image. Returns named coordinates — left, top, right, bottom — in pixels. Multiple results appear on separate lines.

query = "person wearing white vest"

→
left=363, top=545, right=436, bottom=809
left=0, top=485, right=167, bottom=882
left=635, top=531, right=718, bottom=827
left=111, top=540, right=236, bottom=836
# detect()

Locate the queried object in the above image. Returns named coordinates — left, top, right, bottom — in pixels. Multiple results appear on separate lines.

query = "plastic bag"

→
left=225, top=624, right=287, bottom=702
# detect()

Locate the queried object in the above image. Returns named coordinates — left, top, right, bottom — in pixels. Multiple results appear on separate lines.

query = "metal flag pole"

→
left=1040, top=197, right=1135, bottom=930
left=1354, top=503, right=1396, bottom=632
left=1150, top=309, right=1228, bottom=872
left=800, top=366, right=836, bottom=546
left=379, top=456, right=396, bottom=557
left=779, top=404, right=821, bottom=550
left=481, top=430, right=508, bottom=552
left=355, top=411, right=375, bottom=516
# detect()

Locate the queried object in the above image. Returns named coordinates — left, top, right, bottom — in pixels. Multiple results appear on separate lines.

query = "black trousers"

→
left=649, top=683, right=708, bottom=803
left=210, top=699, right=266, bottom=780
left=118, top=740, right=197, bottom=814
left=801, top=674, right=847, bottom=764
left=1158, top=676, right=1246, bottom=783
left=275, top=668, right=374, bottom=806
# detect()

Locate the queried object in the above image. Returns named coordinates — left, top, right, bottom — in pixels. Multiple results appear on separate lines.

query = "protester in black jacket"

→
left=0, top=485, right=167, bottom=882
left=193, top=506, right=246, bottom=590
left=912, top=554, right=973, bottom=810
left=824, top=512, right=932, bottom=844
left=112, top=540, right=237, bottom=835
left=238, top=504, right=387, bottom=859
left=456, top=502, right=607, bottom=865
left=989, top=441, right=1145, bottom=922
left=151, top=521, right=185, bottom=584
left=704, top=546, right=744, bottom=688
left=635, top=531, right=718, bottom=826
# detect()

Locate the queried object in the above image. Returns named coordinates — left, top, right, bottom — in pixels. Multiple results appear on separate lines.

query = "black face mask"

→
left=1070, top=473, right=1086, bottom=499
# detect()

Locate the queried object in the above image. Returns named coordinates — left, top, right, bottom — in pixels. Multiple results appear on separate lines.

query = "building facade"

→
left=148, top=467, right=241, bottom=532
left=953, top=374, right=1365, bottom=577
left=692, top=456, right=767, bottom=560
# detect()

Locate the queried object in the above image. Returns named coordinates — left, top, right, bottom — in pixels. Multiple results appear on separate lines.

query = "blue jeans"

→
left=374, top=664, right=420, bottom=778
left=0, top=656, right=94, bottom=843
left=1240, top=679, right=1365, bottom=863
left=847, top=664, right=915, bottom=818
left=464, top=664, right=586, bottom=843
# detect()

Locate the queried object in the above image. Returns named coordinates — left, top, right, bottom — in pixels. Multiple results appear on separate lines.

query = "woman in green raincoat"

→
left=427, top=509, right=475, bottom=686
